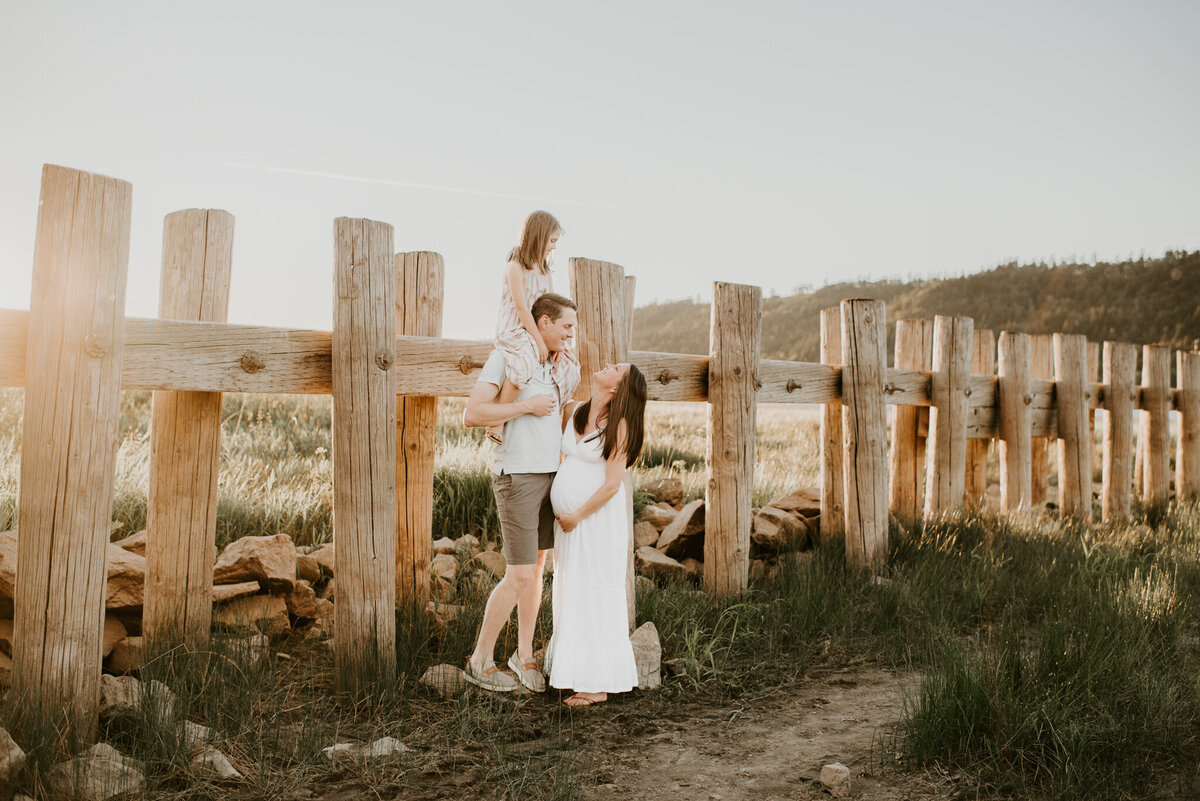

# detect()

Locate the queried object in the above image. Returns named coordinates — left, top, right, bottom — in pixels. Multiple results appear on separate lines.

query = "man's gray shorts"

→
left=492, top=472, right=555, bottom=566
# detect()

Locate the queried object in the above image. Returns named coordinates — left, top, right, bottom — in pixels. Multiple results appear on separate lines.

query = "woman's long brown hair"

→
left=508, top=210, right=561, bottom=274
left=572, top=365, right=647, bottom=468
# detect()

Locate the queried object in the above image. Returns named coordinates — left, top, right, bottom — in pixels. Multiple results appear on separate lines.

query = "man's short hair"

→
left=531, top=292, right=577, bottom=323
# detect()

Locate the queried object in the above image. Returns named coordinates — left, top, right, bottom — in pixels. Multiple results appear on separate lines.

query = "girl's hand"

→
left=537, top=337, right=550, bottom=365
left=556, top=511, right=579, bottom=532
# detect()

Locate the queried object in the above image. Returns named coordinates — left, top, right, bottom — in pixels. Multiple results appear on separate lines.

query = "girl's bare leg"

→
left=487, top=377, right=520, bottom=444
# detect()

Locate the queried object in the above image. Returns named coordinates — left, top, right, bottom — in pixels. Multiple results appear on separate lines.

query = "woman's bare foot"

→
left=563, top=691, right=607, bottom=707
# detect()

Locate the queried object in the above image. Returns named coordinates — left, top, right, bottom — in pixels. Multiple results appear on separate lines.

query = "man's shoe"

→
left=507, top=652, right=546, bottom=693
left=463, top=659, right=518, bottom=692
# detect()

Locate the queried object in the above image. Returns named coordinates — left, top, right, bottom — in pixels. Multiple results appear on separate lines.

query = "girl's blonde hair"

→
left=508, top=210, right=561, bottom=273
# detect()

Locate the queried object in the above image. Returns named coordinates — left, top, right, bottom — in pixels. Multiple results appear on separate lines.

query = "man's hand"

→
left=519, top=393, right=556, bottom=417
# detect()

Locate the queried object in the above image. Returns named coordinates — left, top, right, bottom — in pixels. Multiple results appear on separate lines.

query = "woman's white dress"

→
left=544, top=427, right=638, bottom=693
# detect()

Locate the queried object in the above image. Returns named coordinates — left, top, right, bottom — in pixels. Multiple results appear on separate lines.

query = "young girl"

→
left=487, top=210, right=580, bottom=444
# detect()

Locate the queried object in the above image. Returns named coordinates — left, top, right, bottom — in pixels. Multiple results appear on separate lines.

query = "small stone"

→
left=215, top=594, right=290, bottom=637
left=680, top=557, right=703, bottom=578
left=432, top=537, right=457, bottom=554
left=634, top=521, right=660, bottom=549
left=304, top=618, right=334, bottom=642
left=635, top=547, right=688, bottom=582
left=99, top=675, right=178, bottom=725
left=638, top=503, right=678, bottom=530
left=475, top=550, right=507, bottom=578
left=820, top=762, right=851, bottom=797
left=419, top=664, right=468, bottom=698
left=641, top=477, right=684, bottom=507
left=634, top=575, right=655, bottom=595
left=656, top=499, right=705, bottom=561
left=285, top=580, right=319, bottom=619
left=111, top=529, right=147, bottom=556
left=364, top=736, right=412, bottom=759
left=310, top=543, right=336, bottom=577
left=107, top=636, right=144, bottom=674
left=101, top=616, right=127, bottom=658
left=431, top=553, right=459, bottom=582
left=454, top=533, right=480, bottom=553
left=213, top=533, right=297, bottom=592
left=180, top=720, right=213, bottom=752
left=46, top=743, right=144, bottom=801
left=662, top=657, right=689, bottom=678
left=191, top=746, right=243, bottom=780
left=0, top=725, right=26, bottom=784
left=212, top=581, right=261, bottom=603
left=629, top=622, right=662, bottom=690
left=296, top=553, right=321, bottom=584
left=313, top=597, right=334, bottom=619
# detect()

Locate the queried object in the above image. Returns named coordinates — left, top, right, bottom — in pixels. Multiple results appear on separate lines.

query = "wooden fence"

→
left=1, top=165, right=1199, bottom=740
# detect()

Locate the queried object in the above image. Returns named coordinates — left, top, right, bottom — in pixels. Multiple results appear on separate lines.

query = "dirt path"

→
left=581, top=666, right=953, bottom=801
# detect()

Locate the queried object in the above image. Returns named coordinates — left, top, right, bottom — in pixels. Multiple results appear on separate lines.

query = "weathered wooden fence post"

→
left=1087, top=340, right=1100, bottom=434
left=1102, top=342, right=1137, bottom=520
left=1054, top=334, right=1092, bottom=519
left=888, top=319, right=932, bottom=523
left=1177, top=350, right=1200, bottom=501
left=997, top=331, right=1032, bottom=512
left=395, top=252, right=444, bottom=608
left=332, top=218, right=398, bottom=691
left=819, top=308, right=845, bottom=543
left=705, top=282, right=762, bottom=594
left=13, top=165, right=132, bottom=741
left=623, top=274, right=637, bottom=626
left=1141, top=345, right=1172, bottom=506
left=840, top=299, right=888, bottom=568
left=965, top=329, right=995, bottom=504
left=144, top=210, right=234, bottom=650
left=569, top=258, right=634, bottom=615
left=1030, top=334, right=1054, bottom=505
left=924, top=315, right=973, bottom=517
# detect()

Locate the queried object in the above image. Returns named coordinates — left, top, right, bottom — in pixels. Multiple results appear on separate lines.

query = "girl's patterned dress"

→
left=495, top=265, right=580, bottom=398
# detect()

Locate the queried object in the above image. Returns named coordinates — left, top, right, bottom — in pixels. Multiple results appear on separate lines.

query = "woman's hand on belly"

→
left=555, top=511, right=580, bottom=532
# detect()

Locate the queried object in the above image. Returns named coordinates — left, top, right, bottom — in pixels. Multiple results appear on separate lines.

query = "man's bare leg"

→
left=468, top=562, right=538, bottom=672
left=514, top=550, right=548, bottom=662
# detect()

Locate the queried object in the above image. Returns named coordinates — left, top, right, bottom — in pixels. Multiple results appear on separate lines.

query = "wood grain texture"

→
left=705, top=283, right=761, bottom=594
left=889, top=319, right=932, bottom=523
left=819, top=308, right=845, bottom=544
left=965, top=329, right=995, bottom=502
left=12, top=165, right=132, bottom=742
left=395, top=252, right=443, bottom=609
left=840, top=300, right=888, bottom=569
left=1141, top=345, right=1172, bottom=506
left=1176, top=350, right=1200, bottom=500
left=1102, top=342, right=1137, bottom=520
left=997, top=332, right=1032, bottom=512
left=924, top=316, right=973, bottom=517
left=1029, top=334, right=1054, bottom=505
left=1054, top=334, right=1092, bottom=519
left=569, top=258, right=636, bottom=622
left=144, top=210, right=234, bottom=650
left=332, top=218, right=398, bottom=691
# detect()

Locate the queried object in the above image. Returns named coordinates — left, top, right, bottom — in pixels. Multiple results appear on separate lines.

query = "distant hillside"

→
left=632, top=251, right=1200, bottom=363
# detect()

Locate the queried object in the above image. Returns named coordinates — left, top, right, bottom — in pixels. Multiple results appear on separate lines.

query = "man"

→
left=461, top=292, right=579, bottom=692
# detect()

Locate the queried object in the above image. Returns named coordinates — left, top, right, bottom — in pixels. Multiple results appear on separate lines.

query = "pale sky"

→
left=2, top=1, right=1197, bottom=339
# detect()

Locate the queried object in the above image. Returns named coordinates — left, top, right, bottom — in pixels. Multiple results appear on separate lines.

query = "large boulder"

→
left=638, top=503, right=678, bottom=530
left=633, top=521, right=660, bottom=549
left=211, top=581, right=261, bottom=603
left=214, top=594, right=290, bottom=638
left=214, top=534, right=297, bottom=592
left=768, top=487, right=821, bottom=518
left=107, top=637, right=143, bottom=674
left=635, top=547, right=688, bottom=582
left=629, top=622, right=662, bottom=690
left=656, top=499, right=705, bottom=561
left=105, top=545, right=146, bottom=610
left=45, top=743, right=144, bottom=801
left=751, top=507, right=810, bottom=553
left=295, top=553, right=321, bottom=584
left=430, top=553, right=459, bottom=582
left=641, top=478, right=684, bottom=507
left=474, top=551, right=506, bottom=579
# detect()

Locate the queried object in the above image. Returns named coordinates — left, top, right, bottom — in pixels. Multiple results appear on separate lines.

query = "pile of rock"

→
left=633, top=479, right=820, bottom=583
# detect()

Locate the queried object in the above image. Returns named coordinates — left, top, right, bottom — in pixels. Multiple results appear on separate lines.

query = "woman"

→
left=544, top=362, right=647, bottom=707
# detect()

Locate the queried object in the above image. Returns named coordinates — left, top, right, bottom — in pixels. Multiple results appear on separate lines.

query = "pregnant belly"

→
left=550, top=458, right=605, bottom=515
